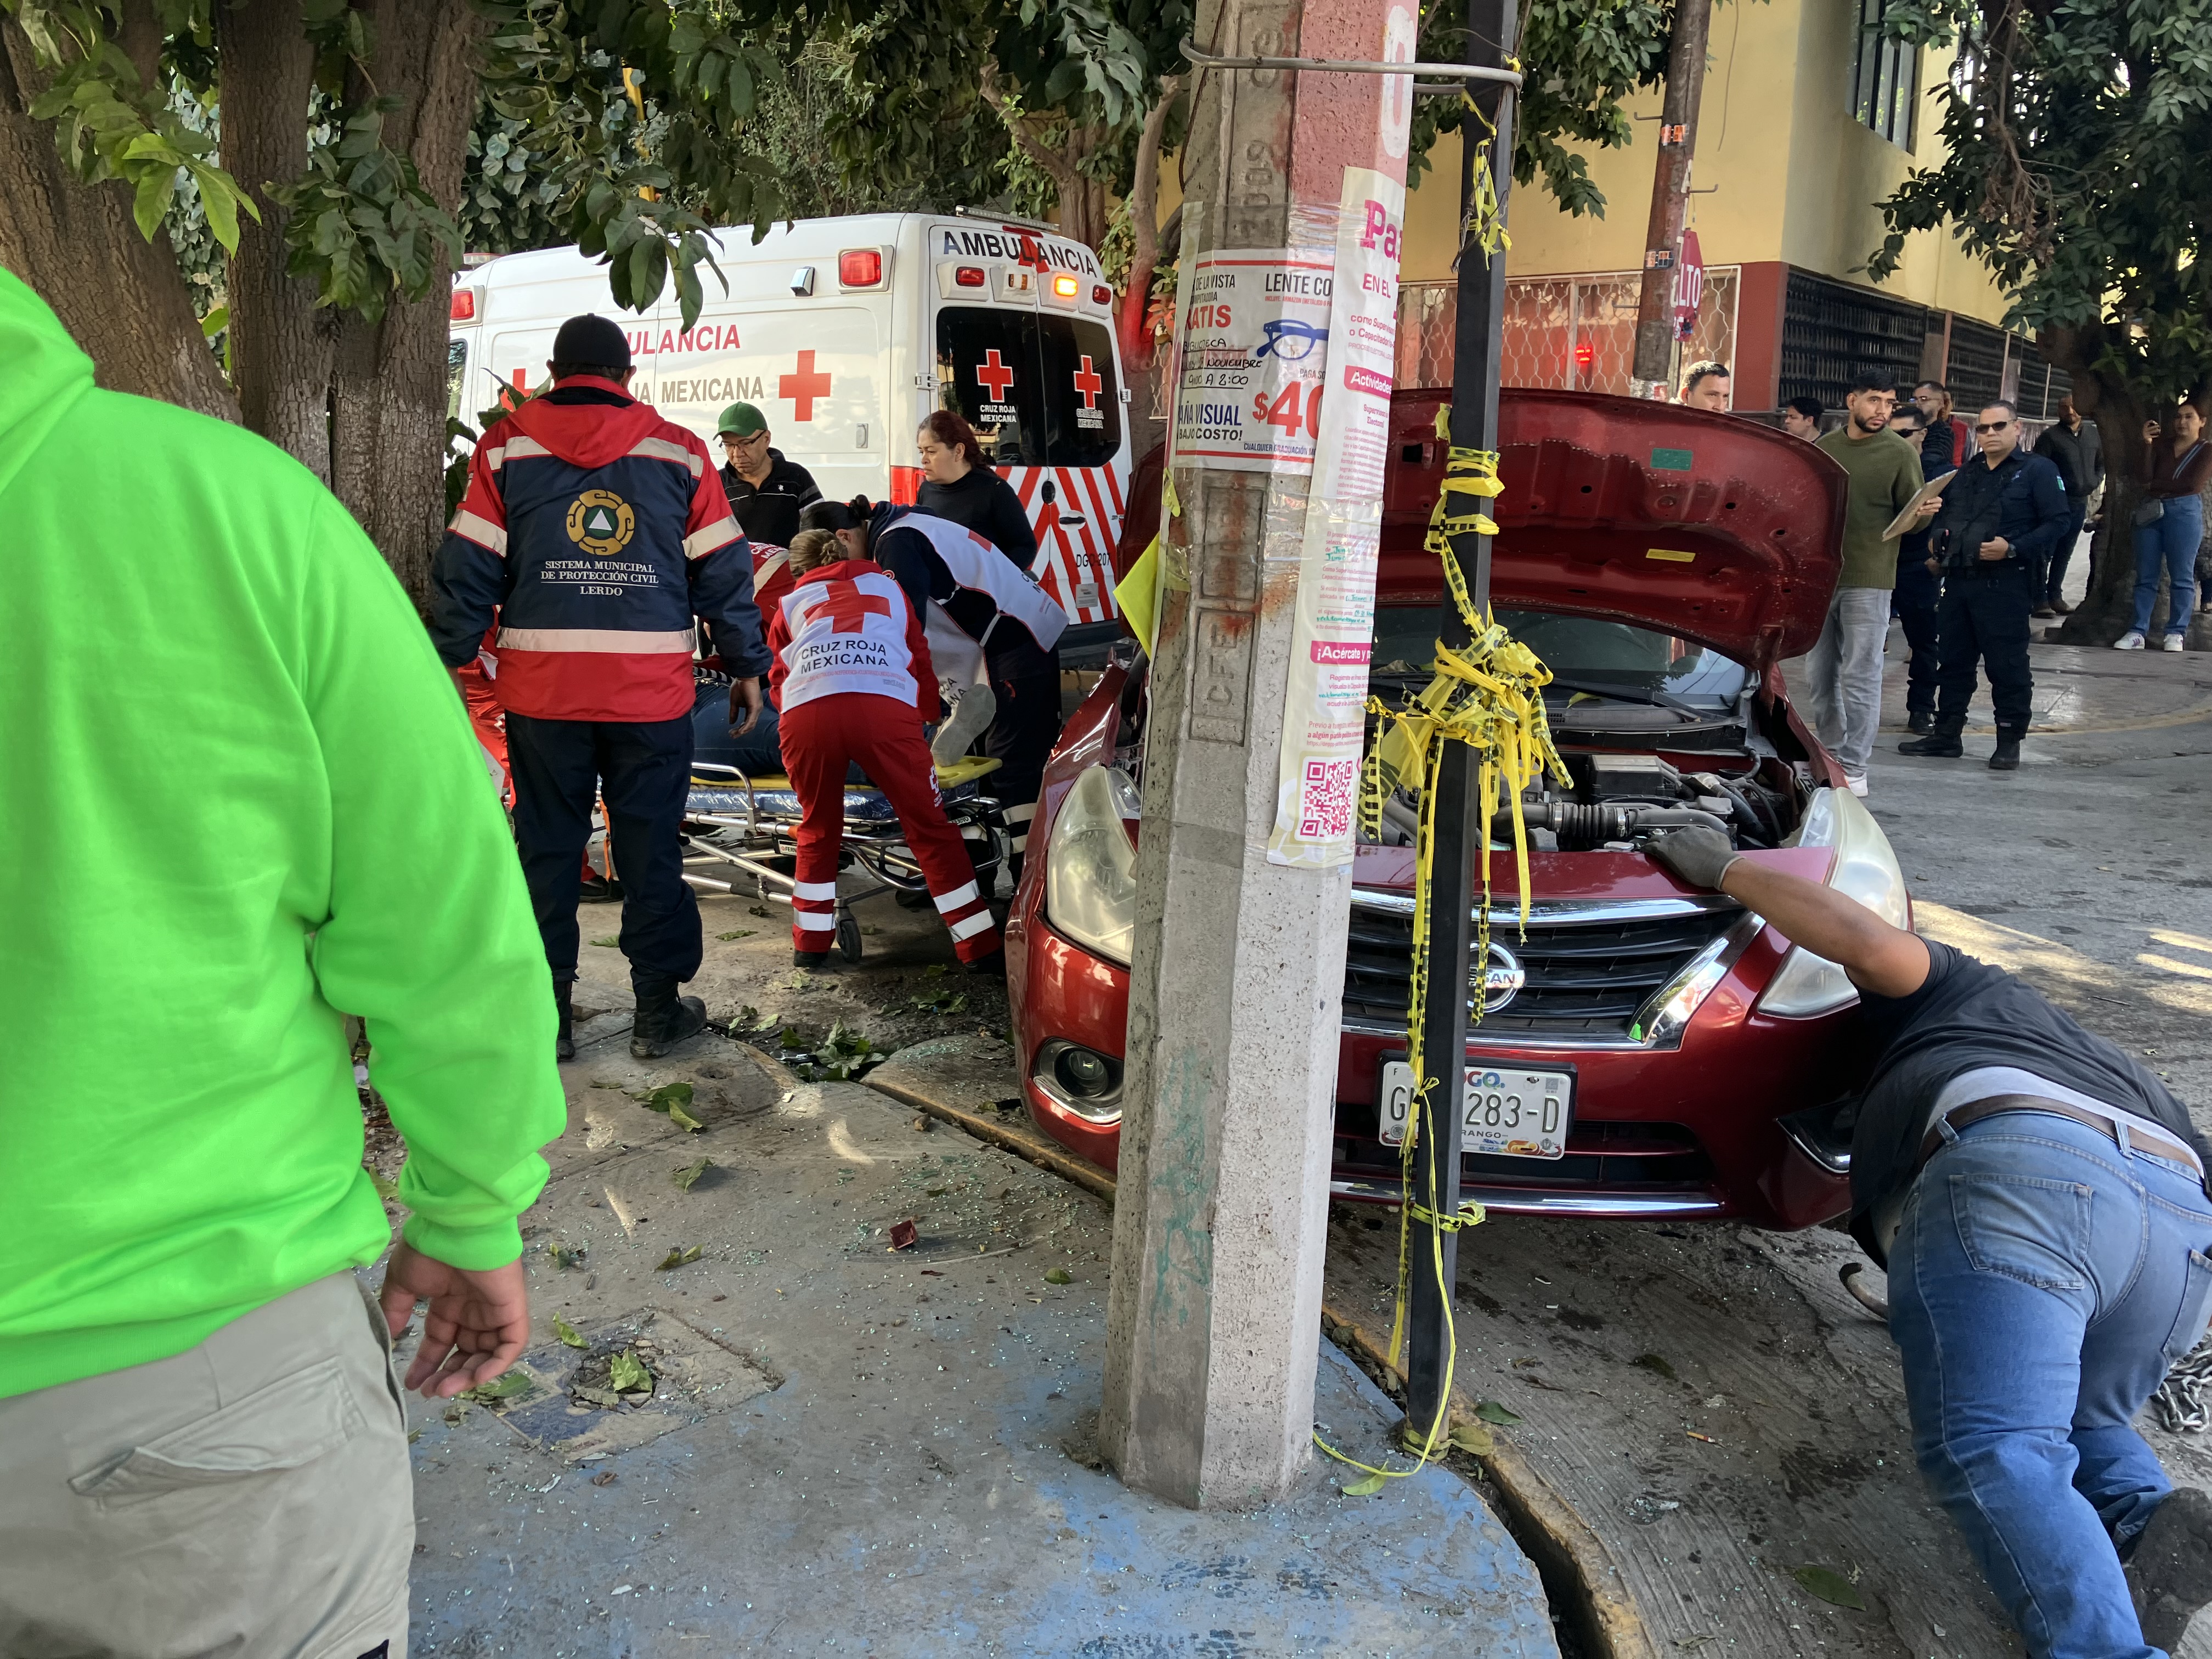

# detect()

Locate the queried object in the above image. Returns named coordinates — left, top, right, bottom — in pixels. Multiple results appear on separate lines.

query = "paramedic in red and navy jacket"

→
left=768, top=531, right=1003, bottom=973
left=430, top=314, right=770, bottom=1063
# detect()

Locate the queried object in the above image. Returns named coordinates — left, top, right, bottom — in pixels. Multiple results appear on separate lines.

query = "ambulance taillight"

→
left=838, top=249, right=884, bottom=288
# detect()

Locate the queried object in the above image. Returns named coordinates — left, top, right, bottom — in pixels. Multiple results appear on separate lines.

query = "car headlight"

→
left=1043, top=765, right=1141, bottom=966
left=1757, top=785, right=1910, bottom=1017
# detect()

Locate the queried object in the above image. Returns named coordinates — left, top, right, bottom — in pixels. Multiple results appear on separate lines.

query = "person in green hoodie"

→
left=0, top=269, right=567, bottom=1653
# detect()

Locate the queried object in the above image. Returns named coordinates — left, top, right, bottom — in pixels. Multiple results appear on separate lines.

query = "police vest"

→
left=776, top=570, right=922, bottom=713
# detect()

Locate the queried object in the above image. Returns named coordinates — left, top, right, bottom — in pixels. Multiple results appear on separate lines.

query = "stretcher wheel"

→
left=837, top=914, right=864, bottom=963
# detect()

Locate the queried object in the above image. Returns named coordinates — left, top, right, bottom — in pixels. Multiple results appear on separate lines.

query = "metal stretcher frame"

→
left=678, top=757, right=1008, bottom=962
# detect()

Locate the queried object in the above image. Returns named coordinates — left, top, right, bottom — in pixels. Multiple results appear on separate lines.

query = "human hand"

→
left=1645, top=826, right=1740, bottom=891
left=377, top=1243, right=531, bottom=1398
left=2144, top=420, right=2162, bottom=444
left=1977, top=537, right=2009, bottom=561
left=1914, top=496, right=1942, bottom=518
left=1925, top=557, right=1941, bottom=577
left=728, top=677, right=764, bottom=736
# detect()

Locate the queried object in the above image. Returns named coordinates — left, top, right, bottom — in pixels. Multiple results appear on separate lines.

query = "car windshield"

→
left=1368, top=606, right=1751, bottom=710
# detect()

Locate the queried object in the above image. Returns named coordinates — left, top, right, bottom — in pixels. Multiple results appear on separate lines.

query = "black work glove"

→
left=1645, top=826, right=1739, bottom=891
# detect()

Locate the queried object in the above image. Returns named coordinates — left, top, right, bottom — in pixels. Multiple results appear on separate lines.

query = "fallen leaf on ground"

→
left=1472, top=1400, right=1523, bottom=1425
left=1043, top=1268, right=1073, bottom=1285
left=608, top=1350, right=653, bottom=1394
left=551, top=1243, right=586, bottom=1269
left=1448, top=1422, right=1496, bottom=1456
left=365, top=1165, right=400, bottom=1203
left=1340, top=1472, right=1387, bottom=1497
left=571, top=1383, right=623, bottom=1409
left=1792, top=1565, right=1866, bottom=1610
left=748, top=904, right=773, bottom=917
left=655, top=1244, right=704, bottom=1270
left=716, top=930, right=757, bottom=941
left=735, top=1004, right=760, bottom=1026
left=552, top=1315, right=586, bottom=1348
left=644, top=1082, right=694, bottom=1114
left=459, top=1370, right=531, bottom=1405
left=672, top=1156, right=714, bottom=1192
left=1632, top=1352, right=1678, bottom=1382
left=591, top=1470, right=617, bottom=1486
left=590, top=936, right=618, bottom=947
left=667, top=1103, right=705, bottom=1133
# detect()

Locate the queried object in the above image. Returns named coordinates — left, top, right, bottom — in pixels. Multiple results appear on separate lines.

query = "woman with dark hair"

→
left=913, top=410, right=1039, bottom=569
left=802, top=495, right=1066, bottom=877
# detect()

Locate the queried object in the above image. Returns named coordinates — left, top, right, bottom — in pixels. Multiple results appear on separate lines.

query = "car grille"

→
left=1341, top=894, right=1743, bottom=1040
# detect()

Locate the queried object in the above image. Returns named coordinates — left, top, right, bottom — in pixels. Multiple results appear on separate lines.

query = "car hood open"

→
left=1378, top=388, right=1847, bottom=672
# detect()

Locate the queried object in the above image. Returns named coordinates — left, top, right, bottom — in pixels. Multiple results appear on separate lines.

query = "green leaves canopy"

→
left=1863, top=0, right=2212, bottom=400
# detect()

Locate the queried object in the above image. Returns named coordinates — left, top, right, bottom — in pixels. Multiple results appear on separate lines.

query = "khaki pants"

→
left=0, top=1273, right=413, bottom=1659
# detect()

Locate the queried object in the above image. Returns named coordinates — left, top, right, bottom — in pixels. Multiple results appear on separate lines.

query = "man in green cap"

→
left=717, top=400, right=821, bottom=550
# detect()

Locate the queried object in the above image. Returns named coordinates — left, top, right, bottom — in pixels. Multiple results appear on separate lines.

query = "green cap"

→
left=716, top=400, right=768, bottom=437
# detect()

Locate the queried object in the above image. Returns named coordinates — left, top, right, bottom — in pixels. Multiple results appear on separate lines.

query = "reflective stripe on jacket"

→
left=430, top=378, right=769, bottom=722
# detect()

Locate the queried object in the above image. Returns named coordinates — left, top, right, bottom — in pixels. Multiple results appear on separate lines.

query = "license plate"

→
left=1377, top=1062, right=1574, bottom=1160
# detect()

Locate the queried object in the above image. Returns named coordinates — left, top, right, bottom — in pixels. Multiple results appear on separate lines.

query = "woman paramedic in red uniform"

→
left=768, top=530, right=1005, bottom=975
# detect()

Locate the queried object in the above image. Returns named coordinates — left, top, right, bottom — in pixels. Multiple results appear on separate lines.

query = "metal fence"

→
left=1396, top=269, right=1742, bottom=397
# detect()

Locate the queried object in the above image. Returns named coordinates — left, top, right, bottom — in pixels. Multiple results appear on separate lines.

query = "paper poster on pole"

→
left=1169, top=247, right=1335, bottom=475
left=1267, top=168, right=1406, bottom=867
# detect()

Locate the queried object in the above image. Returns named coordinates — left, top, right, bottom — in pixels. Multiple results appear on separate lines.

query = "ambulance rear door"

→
left=924, top=221, right=1131, bottom=641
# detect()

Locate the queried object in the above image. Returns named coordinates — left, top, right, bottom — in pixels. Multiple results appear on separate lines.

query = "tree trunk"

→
left=0, top=21, right=238, bottom=419
left=1118, top=78, right=1181, bottom=386
left=2045, top=326, right=2153, bottom=645
left=328, top=0, right=486, bottom=609
left=219, top=1, right=336, bottom=482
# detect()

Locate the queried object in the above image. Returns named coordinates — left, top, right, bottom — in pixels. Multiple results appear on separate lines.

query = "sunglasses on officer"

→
left=1974, top=418, right=2015, bottom=433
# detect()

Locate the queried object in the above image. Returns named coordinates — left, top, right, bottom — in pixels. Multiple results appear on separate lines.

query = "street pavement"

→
left=380, top=940, right=1559, bottom=1656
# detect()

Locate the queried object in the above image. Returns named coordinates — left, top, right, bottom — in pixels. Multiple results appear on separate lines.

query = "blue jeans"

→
left=1890, top=1110, right=2212, bottom=1659
left=692, top=682, right=786, bottom=775
left=2130, top=494, right=2204, bottom=636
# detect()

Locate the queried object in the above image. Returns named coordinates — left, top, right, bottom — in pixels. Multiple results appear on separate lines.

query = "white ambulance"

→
left=447, top=211, right=1134, bottom=640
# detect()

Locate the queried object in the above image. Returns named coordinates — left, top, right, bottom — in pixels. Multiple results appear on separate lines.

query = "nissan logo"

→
left=1469, top=940, right=1526, bottom=1012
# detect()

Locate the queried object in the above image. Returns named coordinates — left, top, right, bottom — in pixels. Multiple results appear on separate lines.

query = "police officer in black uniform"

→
left=1898, top=399, right=2069, bottom=771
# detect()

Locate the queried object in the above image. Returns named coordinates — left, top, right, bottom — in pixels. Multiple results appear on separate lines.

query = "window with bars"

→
left=1850, top=0, right=1920, bottom=148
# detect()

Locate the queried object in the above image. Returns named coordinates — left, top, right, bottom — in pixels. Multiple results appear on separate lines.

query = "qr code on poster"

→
left=1296, top=758, right=1358, bottom=842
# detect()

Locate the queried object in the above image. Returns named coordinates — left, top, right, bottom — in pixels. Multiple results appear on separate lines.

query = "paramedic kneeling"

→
left=800, top=496, right=1069, bottom=877
left=769, top=530, right=1003, bottom=975
left=431, top=314, right=771, bottom=1063
left=1645, top=825, right=2212, bottom=1659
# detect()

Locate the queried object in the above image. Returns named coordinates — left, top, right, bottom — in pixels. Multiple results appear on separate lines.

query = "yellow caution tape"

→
left=1314, top=444, right=1569, bottom=1485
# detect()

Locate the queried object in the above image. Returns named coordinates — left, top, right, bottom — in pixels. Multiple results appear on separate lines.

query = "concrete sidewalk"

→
left=386, top=1036, right=1558, bottom=1656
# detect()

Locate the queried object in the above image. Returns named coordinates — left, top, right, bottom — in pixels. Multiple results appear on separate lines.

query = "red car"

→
left=1005, top=388, right=1912, bottom=1229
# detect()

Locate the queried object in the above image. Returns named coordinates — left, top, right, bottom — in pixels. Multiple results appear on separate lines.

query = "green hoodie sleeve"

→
left=298, top=495, right=568, bottom=1269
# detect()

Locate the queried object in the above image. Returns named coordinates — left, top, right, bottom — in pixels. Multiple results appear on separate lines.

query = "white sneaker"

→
left=930, top=680, right=998, bottom=767
left=1845, top=773, right=1869, bottom=798
left=2161, top=632, right=2186, bottom=652
left=2114, top=631, right=2146, bottom=650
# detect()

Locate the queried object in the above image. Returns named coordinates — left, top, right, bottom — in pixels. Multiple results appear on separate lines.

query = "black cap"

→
left=551, top=313, right=630, bottom=374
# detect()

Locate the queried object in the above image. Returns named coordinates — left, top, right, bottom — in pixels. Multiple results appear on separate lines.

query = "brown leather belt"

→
left=1917, top=1092, right=2207, bottom=1180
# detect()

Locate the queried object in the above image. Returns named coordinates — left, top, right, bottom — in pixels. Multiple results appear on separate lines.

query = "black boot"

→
left=554, top=980, right=575, bottom=1063
left=2128, top=1486, right=2212, bottom=1652
left=1988, top=727, right=2023, bottom=771
left=1906, top=709, right=1935, bottom=735
left=1898, top=716, right=1964, bottom=758
left=630, top=973, right=707, bottom=1059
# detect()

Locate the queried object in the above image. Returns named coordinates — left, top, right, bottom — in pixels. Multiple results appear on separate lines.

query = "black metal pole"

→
left=1404, top=0, right=1519, bottom=1441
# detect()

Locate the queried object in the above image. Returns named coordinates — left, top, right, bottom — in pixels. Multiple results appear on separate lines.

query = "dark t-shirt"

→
left=719, top=450, right=820, bottom=550
left=915, top=467, right=1039, bottom=569
left=1850, top=942, right=2208, bottom=1255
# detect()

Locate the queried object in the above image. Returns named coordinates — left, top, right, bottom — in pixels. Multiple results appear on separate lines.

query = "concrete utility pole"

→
left=1403, top=0, right=1519, bottom=1443
left=1629, top=0, right=1712, bottom=397
left=1100, top=0, right=1413, bottom=1506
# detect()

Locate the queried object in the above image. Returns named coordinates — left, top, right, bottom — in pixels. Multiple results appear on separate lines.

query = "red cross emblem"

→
left=805, top=578, right=893, bottom=635
left=1072, top=355, right=1103, bottom=410
left=778, top=350, right=832, bottom=422
left=975, top=348, right=1016, bottom=403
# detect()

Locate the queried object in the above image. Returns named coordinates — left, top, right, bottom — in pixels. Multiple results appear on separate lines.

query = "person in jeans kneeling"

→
left=1646, top=822, right=2212, bottom=1659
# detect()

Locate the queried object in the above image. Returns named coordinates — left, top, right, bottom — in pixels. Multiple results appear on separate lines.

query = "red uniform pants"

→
left=780, top=697, right=1001, bottom=964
